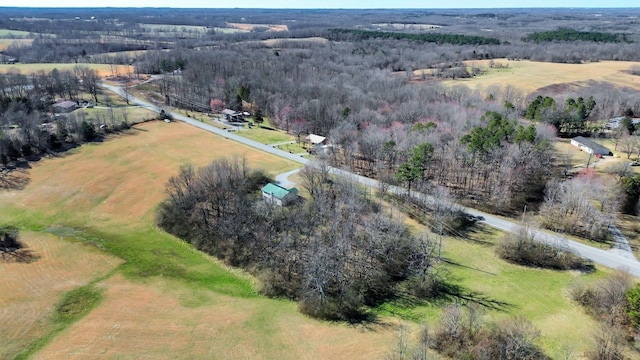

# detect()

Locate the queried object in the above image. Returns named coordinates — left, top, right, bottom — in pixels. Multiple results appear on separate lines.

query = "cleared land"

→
left=0, top=231, right=121, bottom=360
left=0, top=121, right=397, bottom=359
left=0, top=63, right=132, bottom=77
left=0, top=117, right=617, bottom=358
left=0, top=38, right=33, bottom=51
left=0, top=28, right=32, bottom=37
left=439, top=59, right=640, bottom=94
left=227, top=22, right=288, bottom=32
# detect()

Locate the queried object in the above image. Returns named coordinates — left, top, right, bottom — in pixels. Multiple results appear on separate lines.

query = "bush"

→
left=496, top=223, right=592, bottom=271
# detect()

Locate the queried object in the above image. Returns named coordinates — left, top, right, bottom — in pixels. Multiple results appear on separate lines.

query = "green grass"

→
left=14, top=282, right=105, bottom=360
left=54, top=284, right=104, bottom=324
left=376, top=224, right=606, bottom=355
left=275, top=142, right=307, bottom=154
left=0, top=28, right=32, bottom=37
left=77, top=107, right=157, bottom=124
left=239, top=125, right=296, bottom=144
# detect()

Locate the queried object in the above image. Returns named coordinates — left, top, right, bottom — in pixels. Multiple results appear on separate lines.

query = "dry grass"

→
left=227, top=22, right=288, bottom=32
left=0, top=38, right=33, bottom=51
left=34, top=274, right=394, bottom=360
left=0, top=231, right=121, bottom=360
left=436, top=58, right=640, bottom=95
left=0, top=63, right=132, bottom=78
left=0, top=121, right=400, bottom=359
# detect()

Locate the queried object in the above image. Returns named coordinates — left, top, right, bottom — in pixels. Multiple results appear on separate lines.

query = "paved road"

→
left=100, top=83, right=310, bottom=166
left=101, top=83, right=640, bottom=277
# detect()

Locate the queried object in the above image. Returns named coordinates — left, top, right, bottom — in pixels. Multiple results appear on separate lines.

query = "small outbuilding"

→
left=261, top=183, right=298, bottom=206
left=570, top=136, right=612, bottom=156
left=52, top=100, right=78, bottom=113
left=305, top=134, right=327, bottom=146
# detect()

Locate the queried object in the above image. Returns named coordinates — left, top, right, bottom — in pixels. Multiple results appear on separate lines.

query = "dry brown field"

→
left=227, top=22, right=289, bottom=32
left=33, top=274, right=394, bottom=360
left=0, top=232, right=122, bottom=360
left=0, top=38, right=33, bottom=51
left=0, top=63, right=133, bottom=77
left=0, top=121, right=400, bottom=359
left=436, top=59, right=640, bottom=95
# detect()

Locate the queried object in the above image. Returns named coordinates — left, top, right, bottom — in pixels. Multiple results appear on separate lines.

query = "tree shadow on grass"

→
left=0, top=166, right=31, bottom=190
left=0, top=247, right=40, bottom=263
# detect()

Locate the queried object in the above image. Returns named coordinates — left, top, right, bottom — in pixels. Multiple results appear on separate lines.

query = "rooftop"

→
left=261, top=183, right=298, bottom=200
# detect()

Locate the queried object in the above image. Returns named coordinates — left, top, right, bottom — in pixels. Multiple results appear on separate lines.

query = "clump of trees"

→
left=539, top=171, right=621, bottom=242
left=570, top=272, right=635, bottom=360
left=389, top=304, right=548, bottom=360
left=496, top=223, right=592, bottom=271
left=0, top=225, right=34, bottom=262
left=157, top=159, right=442, bottom=320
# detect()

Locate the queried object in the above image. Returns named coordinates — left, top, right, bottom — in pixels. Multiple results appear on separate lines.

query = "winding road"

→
left=101, top=83, right=640, bottom=277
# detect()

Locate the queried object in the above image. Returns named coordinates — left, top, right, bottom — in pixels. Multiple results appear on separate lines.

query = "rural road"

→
left=101, top=83, right=640, bottom=277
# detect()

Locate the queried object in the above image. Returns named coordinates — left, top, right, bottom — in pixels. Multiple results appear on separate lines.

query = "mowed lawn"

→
left=440, top=59, right=640, bottom=94
left=0, top=121, right=400, bottom=359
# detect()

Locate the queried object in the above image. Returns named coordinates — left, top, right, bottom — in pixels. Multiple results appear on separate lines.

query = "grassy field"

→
left=227, top=22, right=288, bottom=32
left=0, top=63, right=132, bottom=77
left=0, top=121, right=399, bottom=359
left=438, top=59, right=640, bottom=95
left=0, top=28, right=32, bottom=37
left=0, top=38, right=33, bottom=51
left=77, top=107, right=158, bottom=124
left=236, top=123, right=297, bottom=144
left=0, top=116, right=624, bottom=358
left=372, top=198, right=607, bottom=357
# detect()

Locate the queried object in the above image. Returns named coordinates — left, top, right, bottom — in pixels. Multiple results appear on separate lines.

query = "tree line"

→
left=523, top=28, right=629, bottom=44
left=328, top=28, right=502, bottom=46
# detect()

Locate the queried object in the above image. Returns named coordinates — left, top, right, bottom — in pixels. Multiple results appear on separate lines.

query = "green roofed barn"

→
left=261, top=183, right=299, bottom=206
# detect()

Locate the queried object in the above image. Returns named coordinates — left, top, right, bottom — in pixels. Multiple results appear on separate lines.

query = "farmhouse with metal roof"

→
left=261, top=183, right=299, bottom=206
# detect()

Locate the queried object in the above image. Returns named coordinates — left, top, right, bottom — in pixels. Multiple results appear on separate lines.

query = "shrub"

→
left=496, top=223, right=592, bottom=271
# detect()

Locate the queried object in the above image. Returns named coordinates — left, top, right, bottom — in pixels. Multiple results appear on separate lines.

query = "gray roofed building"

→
left=570, top=136, right=612, bottom=156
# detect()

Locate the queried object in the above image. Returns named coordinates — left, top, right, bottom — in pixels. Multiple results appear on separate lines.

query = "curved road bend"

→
left=101, top=83, right=640, bottom=277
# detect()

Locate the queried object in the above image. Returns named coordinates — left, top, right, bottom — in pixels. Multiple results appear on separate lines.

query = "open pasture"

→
left=0, top=119, right=619, bottom=358
left=439, top=59, right=640, bottom=95
left=0, top=63, right=133, bottom=78
left=0, top=38, right=33, bottom=51
left=227, top=22, right=288, bottom=32
left=0, top=28, right=32, bottom=37
left=0, top=231, right=121, bottom=360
